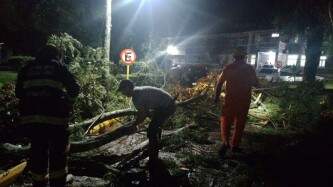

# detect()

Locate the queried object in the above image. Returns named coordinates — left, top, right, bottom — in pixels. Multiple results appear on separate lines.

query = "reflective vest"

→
left=15, top=59, right=80, bottom=125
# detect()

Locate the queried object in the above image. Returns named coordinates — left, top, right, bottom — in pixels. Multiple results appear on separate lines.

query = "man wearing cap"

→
left=214, top=48, right=259, bottom=158
left=117, top=80, right=176, bottom=181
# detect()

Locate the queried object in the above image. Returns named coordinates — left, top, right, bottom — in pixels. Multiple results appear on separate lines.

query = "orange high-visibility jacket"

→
left=216, top=61, right=258, bottom=115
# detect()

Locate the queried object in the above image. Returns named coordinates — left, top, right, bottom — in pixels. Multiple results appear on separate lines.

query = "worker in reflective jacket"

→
left=214, top=48, right=259, bottom=158
left=15, top=45, right=80, bottom=187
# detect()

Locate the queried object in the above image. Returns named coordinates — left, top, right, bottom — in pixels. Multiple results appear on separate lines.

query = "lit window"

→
left=287, top=55, right=298, bottom=66
left=268, top=51, right=276, bottom=65
left=287, top=55, right=306, bottom=66
left=319, top=56, right=327, bottom=68
left=300, top=55, right=306, bottom=67
left=250, top=55, right=256, bottom=65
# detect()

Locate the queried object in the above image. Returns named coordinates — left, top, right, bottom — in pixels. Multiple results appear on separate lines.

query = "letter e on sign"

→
left=120, top=49, right=136, bottom=65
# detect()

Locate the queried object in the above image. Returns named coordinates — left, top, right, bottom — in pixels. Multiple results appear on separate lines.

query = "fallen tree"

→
left=70, top=122, right=137, bottom=153
left=69, top=109, right=137, bottom=133
left=68, top=123, right=195, bottom=177
left=115, top=123, right=195, bottom=170
left=1, top=93, right=207, bottom=156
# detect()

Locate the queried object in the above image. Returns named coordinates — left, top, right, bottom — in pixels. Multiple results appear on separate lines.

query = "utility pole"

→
left=104, top=0, right=112, bottom=61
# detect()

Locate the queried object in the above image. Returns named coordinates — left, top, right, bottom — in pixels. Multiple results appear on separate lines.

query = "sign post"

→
left=120, top=48, right=137, bottom=80
left=126, top=65, right=130, bottom=79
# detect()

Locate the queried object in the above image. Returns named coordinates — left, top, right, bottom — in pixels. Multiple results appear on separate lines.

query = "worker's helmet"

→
left=117, top=80, right=134, bottom=92
left=232, top=47, right=247, bottom=59
left=36, top=45, right=61, bottom=62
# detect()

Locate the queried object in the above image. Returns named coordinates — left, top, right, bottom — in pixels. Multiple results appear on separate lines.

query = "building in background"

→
left=161, top=29, right=329, bottom=70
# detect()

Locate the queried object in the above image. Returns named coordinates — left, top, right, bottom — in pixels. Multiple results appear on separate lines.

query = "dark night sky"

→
left=112, top=0, right=279, bottom=38
left=0, top=0, right=285, bottom=56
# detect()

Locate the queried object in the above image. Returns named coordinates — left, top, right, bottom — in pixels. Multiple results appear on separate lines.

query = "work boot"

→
left=218, top=144, right=229, bottom=159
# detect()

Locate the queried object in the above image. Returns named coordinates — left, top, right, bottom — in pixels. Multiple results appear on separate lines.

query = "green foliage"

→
left=47, top=33, right=127, bottom=122
left=117, top=60, right=166, bottom=88
left=125, top=72, right=165, bottom=87
left=0, top=71, right=17, bottom=88
left=132, top=61, right=162, bottom=74
left=269, top=82, right=324, bottom=129
left=47, top=33, right=83, bottom=61
left=169, top=112, right=193, bottom=130
left=119, top=60, right=166, bottom=87
left=115, top=34, right=167, bottom=86
left=46, top=33, right=171, bottom=122
left=0, top=83, right=19, bottom=142
left=324, top=79, right=333, bottom=90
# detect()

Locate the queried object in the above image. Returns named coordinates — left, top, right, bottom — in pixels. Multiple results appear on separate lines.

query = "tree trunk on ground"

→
left=304, top=25, right=324, bottom=82
left=104, top=0, right=112, bottom=61
left=69, top=109, right=137, bottom=133
left=0, top=123, right=138, bottom=155
left=115, top=123, right=194, bottom=170
left=70, top=122, right=137, bottom=153
left=1, top=93, right=206, bottom=156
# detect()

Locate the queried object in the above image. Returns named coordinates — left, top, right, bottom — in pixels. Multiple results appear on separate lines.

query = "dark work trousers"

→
left=147, top=103, right=176, bottom=185
left=27, top=124, right=69, bottom=187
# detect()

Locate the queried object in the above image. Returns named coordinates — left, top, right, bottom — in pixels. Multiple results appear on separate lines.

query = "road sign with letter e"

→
left=120, top=49, right=137, bottom=65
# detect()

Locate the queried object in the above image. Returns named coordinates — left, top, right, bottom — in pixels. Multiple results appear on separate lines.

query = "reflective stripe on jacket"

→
left=15, top=59, right=80, bottom=101
left=15, top=59, right=80, bottom=122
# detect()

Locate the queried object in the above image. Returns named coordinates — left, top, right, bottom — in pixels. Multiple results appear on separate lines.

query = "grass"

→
left=324, top=79, right=333, bottom=90
left=0, top=71, right=17, bottom=88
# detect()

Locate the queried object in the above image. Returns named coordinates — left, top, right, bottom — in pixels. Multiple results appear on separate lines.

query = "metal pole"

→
left=126, top=65, right=130, bottom=79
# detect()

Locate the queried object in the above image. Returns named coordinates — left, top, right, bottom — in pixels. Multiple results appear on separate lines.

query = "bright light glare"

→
left=167, top=45, right=180, bottom=55
left=120, top=0, right=146, bottom=42
left=271, top=33, right=280, bottom=38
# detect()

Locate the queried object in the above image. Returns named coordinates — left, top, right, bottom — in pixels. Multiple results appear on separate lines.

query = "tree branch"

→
left=115, top=123, right=194, bottom=170
left=70, top=122, right=137, bottom=153
left=69, top=109, right=137, bottom=132
left=1, top=93, right=205, bottom=156
left=176, top=93, right=207, bottom=107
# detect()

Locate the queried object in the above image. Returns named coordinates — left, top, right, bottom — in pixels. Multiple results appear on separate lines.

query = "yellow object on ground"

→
left=0, top=161, right=27, bottom=187
left=89, top=118, right=123, bottom=135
